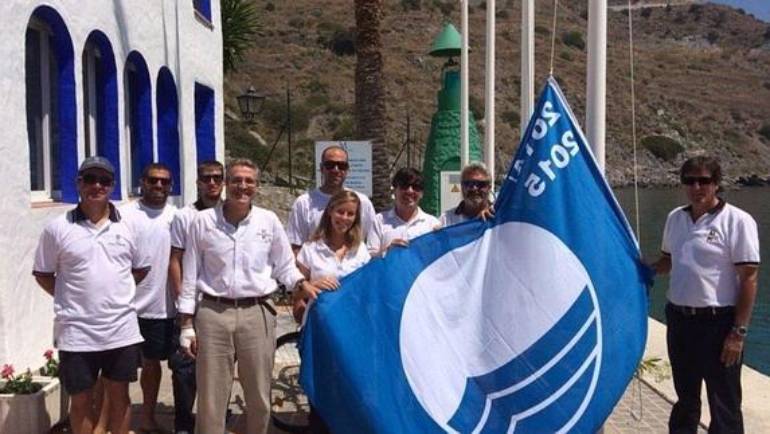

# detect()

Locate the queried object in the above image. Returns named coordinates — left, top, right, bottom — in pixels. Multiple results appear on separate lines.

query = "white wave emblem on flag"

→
left=400, top=222, right=602, bottom=433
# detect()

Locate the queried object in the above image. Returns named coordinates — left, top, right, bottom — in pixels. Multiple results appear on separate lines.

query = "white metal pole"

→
left=484, top=0, right=495, bottom=181
left=586, top=0, right=607, bottom=173
left=460, top=0, right=470, bottom=169
left=521, top=0, right=534, bottom=137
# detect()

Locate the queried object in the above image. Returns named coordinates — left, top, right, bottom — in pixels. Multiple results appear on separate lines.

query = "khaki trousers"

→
left=194, top=298, right=276, bottom=434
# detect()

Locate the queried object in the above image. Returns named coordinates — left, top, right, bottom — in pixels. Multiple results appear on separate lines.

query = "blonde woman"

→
left=294, top=190, right=370, bottom=434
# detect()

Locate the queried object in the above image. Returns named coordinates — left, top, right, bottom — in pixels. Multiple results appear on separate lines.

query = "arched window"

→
left=193, top=0, right=212, bottom=22
left=82, top=30, right=120, bottom=199
left=194, top=82, right=216, bottom=164
left=156, top=67, right=181, bottom=195
left=124, top=51, right=153, bottom=195
left=26, top=6, right=77, bottom=203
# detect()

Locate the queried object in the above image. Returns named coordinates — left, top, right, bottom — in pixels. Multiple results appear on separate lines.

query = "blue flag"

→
left=300, top=77, right=648, bottom=433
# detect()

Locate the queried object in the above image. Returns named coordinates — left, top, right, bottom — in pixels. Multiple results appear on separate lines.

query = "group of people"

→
left=31, top=149, right=758, bottom=434
left=31, top=145, right=494, bottom=434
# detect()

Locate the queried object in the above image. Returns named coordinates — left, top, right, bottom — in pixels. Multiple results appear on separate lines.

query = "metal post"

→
left=286, top=82, right=293, bottom=191
left=460, top=0, right=470, bottom=169
left=521, top=0, right=535, bottom=137
left=587, top=0, right=607, bottom=173
left=484, top=0, right=496, bottom=182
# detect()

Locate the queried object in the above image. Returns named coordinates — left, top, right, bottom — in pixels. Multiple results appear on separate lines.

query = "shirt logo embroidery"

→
left=257, top=229, right=272, bottom=243
left=706, top=229, right=719, bottom=243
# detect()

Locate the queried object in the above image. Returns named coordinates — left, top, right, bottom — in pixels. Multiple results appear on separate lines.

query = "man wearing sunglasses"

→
left=440, top=162, right=495, bottom=227
left=287, top=145, right=376, bottom=254
left=120, top=163, right=177, bottom=433
left=652, top=156, right=760, bottom=433
left=33, top=156, right=151, bottom=434
left=367, top=167, right=440, bottom=256
left=167, top=160, right=224, bottom=434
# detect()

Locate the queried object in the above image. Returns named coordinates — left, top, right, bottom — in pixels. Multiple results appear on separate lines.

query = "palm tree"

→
left=221, top=0, right=260, bottom=74
left=354, top=0, right=389, bottom=210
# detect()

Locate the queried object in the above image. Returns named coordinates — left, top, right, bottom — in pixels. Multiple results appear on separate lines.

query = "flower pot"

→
left=0, top=376, right=64, bottom=434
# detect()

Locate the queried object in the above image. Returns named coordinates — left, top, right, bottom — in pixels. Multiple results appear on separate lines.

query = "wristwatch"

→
left=732, top=325, right=748, bottom=337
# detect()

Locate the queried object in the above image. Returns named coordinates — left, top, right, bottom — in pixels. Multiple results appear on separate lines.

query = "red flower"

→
left=1, top=364, right=14, bottom=379
left=44, top=350, right=54, bottom=360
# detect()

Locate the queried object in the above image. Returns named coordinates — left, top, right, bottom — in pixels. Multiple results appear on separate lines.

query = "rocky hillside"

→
left=224, top=0, right=770, bottom=187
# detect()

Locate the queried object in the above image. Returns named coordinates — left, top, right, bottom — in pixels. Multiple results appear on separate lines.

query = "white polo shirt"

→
left=120, top=200, right=177, bottom=319
left=170, top=201, right=209, bottom=250
left=178, top=204, right=304, bottom=314
left=662, top=201, right=760, bottom=307
left=367, top=207, right=440, bottom=254
left=287, top=188, right=376, bottom=247
left=33, top=205, right=149, bottom=352
left=297, top=239, right=370, bottom=281
left=439, top=202, right=472, bottom=227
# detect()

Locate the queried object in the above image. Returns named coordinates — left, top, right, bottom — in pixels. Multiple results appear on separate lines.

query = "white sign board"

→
left=315, top=141, right=372, bottom=197
left=439, top=170, right=462, bottom=214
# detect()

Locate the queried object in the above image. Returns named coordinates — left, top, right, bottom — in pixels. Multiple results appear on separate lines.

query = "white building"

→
left=0, top=0, right=224, bottom=370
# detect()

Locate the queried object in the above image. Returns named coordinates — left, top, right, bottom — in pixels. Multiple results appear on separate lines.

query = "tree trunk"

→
left=354, top=0, right=389, bottom=211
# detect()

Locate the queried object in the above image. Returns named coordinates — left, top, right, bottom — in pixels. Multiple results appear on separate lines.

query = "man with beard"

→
left=287, top=145, right=376, bottom=254
left=33, top=156, right=150, bottom=434
left=120, top=163, right=177, bottom=433
left=439, top=162, right=495, bottom=226
left=167, top=160, right=223, bottom=434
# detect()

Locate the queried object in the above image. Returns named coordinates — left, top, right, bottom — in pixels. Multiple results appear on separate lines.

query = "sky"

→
left=711, top=0, right=770, bottom=22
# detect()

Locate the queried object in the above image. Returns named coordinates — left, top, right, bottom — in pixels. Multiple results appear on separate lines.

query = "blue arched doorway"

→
left=124, top=51, right=153, bottom=195
left=156, top=67, right=181, bottom=195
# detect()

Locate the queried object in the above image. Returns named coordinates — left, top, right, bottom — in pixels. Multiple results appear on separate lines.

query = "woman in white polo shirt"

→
left=294, top=189, right=370, bottom=433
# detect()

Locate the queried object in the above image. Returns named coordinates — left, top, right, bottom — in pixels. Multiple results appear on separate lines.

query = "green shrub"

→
left=288, top=17, right=304, bottom=28
left=333, top=116, right=355, bottom=140
left=401, top=0, right=422, bottom=11
left=641, top=135, right=684, bottom=161
left=559, top=50, right=574, bottom=61
left=561, top=30, right=585, bottom=50
left=758, top=123, right=770, bottom=141
left=261, top=100, right=311, bottom=133
left=534, top=25, right=549, bottom=35
left=305, top=93, right=330, bottom=111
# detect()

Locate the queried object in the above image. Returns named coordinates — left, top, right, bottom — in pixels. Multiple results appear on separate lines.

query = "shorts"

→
left=59, top=344, right=140, bottom=395
left=138, top=317, right=176, bottom=361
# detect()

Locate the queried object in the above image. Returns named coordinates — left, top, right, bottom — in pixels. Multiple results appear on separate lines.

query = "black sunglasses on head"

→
left=462, top=180, right=491, bottom=190
left=79, top=174, right=114, bottom=186
left=322, top=160, right=349, bottom=171
left=145, top=176, right=172, bottom=186
left=682, top=176, right=714, bottom=186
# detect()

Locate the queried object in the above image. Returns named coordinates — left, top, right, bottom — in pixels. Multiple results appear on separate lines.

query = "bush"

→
left=758, top=123, right=770, bottom=141
left=288, top=17, right=304, bottom=28
left=535, top=25, right=550, bottom=35
left=641, top=135, right=684, bottom=161
left=561, top=30, right=585, bottom=50
left=501, top=110, right=520, bottom=128
left=706, top=31, right=719, bottom=44
left=329, top=30, right=356, bottom=56
left=640, top=7, right=652, bottom=19
left=559, top=50, right=574, bottom=62
left=305, top=93, right=330, bottom=111
left=401, top=0, right=422, bottom=11
left=265, top=2, right=274, bottom=12
left=333, top=116, right=355, bottom=140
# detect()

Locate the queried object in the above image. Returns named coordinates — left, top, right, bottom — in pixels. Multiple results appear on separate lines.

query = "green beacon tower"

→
left=421, top=23, right=482, bottom=216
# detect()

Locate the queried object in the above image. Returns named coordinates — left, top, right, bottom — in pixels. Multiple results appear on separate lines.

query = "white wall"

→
left=0, top=0, right=224, bottom=370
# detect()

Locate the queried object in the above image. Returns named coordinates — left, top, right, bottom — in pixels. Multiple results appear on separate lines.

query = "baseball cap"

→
left=78, top=156, right=115, bottom=176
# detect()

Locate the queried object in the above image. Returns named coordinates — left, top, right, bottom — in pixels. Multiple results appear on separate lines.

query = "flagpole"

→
left=484, top=0, right=495, bottom=181
left=521, top=0, right=534, bottom=138
left=460, top=0, right=470, bottom=169
left=586, top=0, right=607, bottom=173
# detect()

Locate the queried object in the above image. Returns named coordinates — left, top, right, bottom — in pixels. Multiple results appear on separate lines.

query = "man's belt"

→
left=667, top=303, right=735, bottom=317
left=202, top=293, right=276, bottom=315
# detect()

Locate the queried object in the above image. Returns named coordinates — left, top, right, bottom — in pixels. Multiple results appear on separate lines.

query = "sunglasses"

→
left=682, top=176, right=714, bottom=186
left=145, top=176, right=172, bottom=186
left=462, top=180, right=491, bottom=190
left=79, top=174, right=114, bottom=186
left=322, top=160, right=350, bottom=171
left=396, top=182, right=424, bottom=192
left=199, top=174, right=224, bottom=184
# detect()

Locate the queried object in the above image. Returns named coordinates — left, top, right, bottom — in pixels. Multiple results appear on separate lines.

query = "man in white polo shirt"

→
left=439, top=162, right=495, bottom=227
left=653, top=156, right=760, bottom=434
left=167, top=160, right=223, bottom=434
left=33, top=156, right=150, bottom=434
left=287, top=145, right=376, bottom=254
left=177, top=158, right=319, bottom=434
left=367, top=167, right=440, bottom=256
left=120, top=162, right=177, bottom=433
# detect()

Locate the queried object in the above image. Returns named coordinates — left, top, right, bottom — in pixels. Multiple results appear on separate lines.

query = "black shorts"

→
left=138, top=317, right=176, bottom=361
left=59, top=344, right=140, bottom=395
